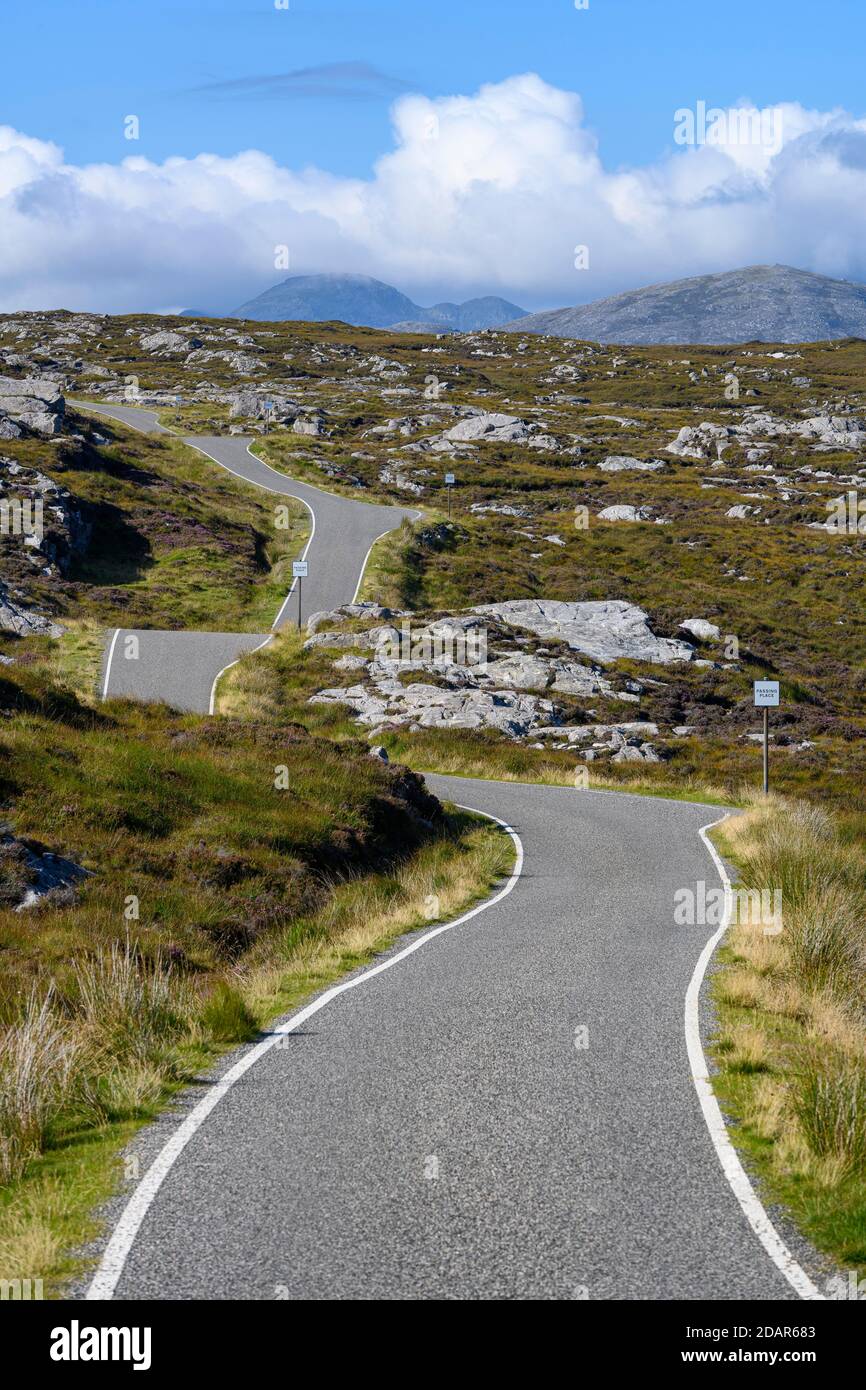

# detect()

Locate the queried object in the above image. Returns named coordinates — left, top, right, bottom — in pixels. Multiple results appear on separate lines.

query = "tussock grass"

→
left=0, top=991, right=80, bottom=1186
left=72, top=942, right=198, bottom=1060
left=0, top=651, right=514, bottom=1293
left=712, top=797, right=866, bottom=1272
left=793, top=1055, right=866, bottom=1173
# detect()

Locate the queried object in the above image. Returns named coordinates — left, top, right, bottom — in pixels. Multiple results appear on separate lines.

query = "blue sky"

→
left=7, top=0, right=864, bottom=177
left=3, top=0, right=866, bottom=312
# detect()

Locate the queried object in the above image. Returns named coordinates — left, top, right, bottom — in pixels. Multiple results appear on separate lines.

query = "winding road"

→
left=75, top=400, right=825, bottom=1302
left=76, top=401, right=418, bottom=712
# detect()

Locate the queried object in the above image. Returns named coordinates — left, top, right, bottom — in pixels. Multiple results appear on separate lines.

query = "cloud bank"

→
left=3, top=73, right=866, bottom=314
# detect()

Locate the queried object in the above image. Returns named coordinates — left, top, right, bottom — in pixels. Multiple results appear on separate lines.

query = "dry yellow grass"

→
left=0, top=807, right=513, bottom=1294
left=711, top=794, right=866, bottom=1268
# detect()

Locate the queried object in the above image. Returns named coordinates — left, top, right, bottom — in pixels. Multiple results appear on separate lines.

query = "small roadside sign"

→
left=444, top=472, right=456, bottom=519
left=754, top=681, right=780, bottom=707
left=754, top=681, right=780, bottom=794
left=293, top=559, right=308, bottom=630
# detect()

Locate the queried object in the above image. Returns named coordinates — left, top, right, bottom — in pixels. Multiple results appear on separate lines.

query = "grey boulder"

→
left=473, top=599, right=693, bottom=665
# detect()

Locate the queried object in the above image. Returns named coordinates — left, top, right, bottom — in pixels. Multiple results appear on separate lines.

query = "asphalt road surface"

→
left=84, top=777, right=823, bottom=1301
left=76, top=402, right=824, bottom=1302
left=73, top=401, right=417, bottom=712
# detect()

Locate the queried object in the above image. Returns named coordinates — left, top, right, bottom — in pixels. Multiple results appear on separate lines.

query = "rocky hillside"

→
left=2, top=304, right=866, bottom=804
left=507, top=265, right=866, bottom=344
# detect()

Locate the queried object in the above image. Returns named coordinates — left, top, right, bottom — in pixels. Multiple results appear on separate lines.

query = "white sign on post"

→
left=292, top=560, right=308, bottom=579
left=444, top=473, right=455, bottom=485
left=753, top=681, right=780, bottom=707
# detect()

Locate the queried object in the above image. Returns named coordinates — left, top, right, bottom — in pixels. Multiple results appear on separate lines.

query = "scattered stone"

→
left=679, top=618, right=721, bottom=641
left=140, top=330, right=201, bottom=356
left=598, top=455, right=665, bottom=472
left=0, top=825, right=90, bottom=910
left=470, top=502, right=531, bottom=518
left=597, top=504, right=661, bottom=523
left=666, top=423, right=734, bottom=459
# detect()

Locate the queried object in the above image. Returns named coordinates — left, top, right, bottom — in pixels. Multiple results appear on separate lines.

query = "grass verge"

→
left=710, top=799, right=866, bottom=1281
left=0, top=649, right=513, bottom=1296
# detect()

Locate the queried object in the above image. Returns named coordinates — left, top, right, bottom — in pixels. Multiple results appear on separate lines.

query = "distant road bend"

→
left=76, top=400, right=826, bottom=1303
left=74, top=399, right=418, bottom=713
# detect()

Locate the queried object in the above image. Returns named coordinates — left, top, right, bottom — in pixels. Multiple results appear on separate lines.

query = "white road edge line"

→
left=78, top=405, right=823, bottom=1299
left=76, top=406, right=419, bottom=711
left=85, top=804, right=522, bottom=1300
left=690, top=814, right=824, bottom=1301
left=101, top=627, right=121, bottom=700
left=351, top=528, right=396, bottom=603
left=198, top=444, right=416, bottom=713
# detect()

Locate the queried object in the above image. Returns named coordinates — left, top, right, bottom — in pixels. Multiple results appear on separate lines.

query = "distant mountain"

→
left=230, top=273, right=526, bottom=332
left=504, top=265, right=866, bottom=344
left=426, top=296, right=529, bottom=332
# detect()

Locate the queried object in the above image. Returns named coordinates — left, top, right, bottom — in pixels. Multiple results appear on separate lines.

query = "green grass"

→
left=709, top=801, right=866, bottom=1277
left=1, top=409, right=309, bottom=637
left=6, top=310, right=866, bottom=1289
left=0, top=656, right=514, bottom=1294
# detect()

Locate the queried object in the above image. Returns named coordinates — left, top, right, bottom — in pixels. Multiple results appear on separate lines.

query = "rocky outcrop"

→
left=140, top=330, right=202, bottom=356
left=441, top=412, right=533, bottom=444
left=313, top=679, right=557, bottom=738
left=227, top=389, right=300, bottom=423
left=0, top=455, right=92, bottom=575
left=472, top=600, right=693, bottom=665
left=666, top=423, right=734, bottom=460
left=597, top=504, right=665, bottom=523
left=0, top=580, right=63, bottom=637
left=667, top=411, right=866, bottom=462
left=304, top=600, right=687, bottom=750
left=791, top=414, right=866, bottom=448
left=405, top=410, right=570, bottom=457
left=184, top=348, right=261, bottom=374
left=0, top=376, right=65, bottom=437
left=533, top=721, right=661, bottom=761
left=0, top=825, right=90, bottom=910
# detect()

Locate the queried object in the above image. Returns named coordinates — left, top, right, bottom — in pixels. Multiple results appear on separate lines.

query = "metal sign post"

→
left=264, top=400, right=273, bottom=435
left=445, top=473, right=455, bottom=520
left=753, top=681, right=780, bottom=794
left=293, top=559, right=308, bottom=631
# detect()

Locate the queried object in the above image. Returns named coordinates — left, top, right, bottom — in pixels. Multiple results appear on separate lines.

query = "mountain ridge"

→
left=230, top=273, right=527, bottom=332
left=503, top=264, right=866, bottom=344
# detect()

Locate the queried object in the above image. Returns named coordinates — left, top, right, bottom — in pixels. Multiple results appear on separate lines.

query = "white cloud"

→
left=2, top=74, right=866, bottom=313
